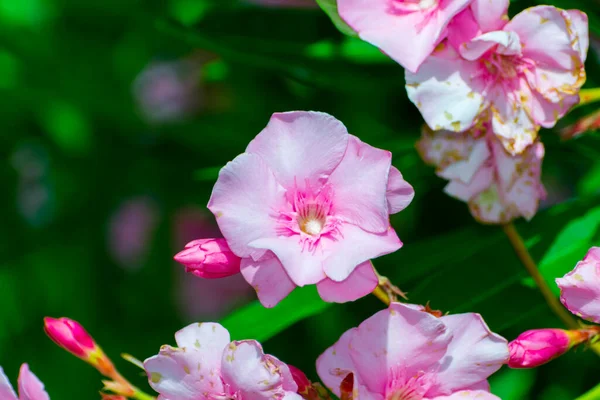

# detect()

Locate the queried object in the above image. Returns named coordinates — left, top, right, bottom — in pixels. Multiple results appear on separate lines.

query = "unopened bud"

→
left=288, top=364, right=310, bottom=395
left=508, top=328, right=600, bottom=368
left=44, top=317, right=115, bottom=377
left=174, top=238, right=241, bottom=279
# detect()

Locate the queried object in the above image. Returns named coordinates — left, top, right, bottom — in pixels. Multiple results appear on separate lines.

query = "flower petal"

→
left=438, top=137, right=490, bottom=184
left=208, top=153, right=287, bottom=259
left=241, top=254, right=296, bottom=308
left=459, top=31, right=521, bottom=60
left=338, top=0, right=470, bottom=73
left=386, top=166, right=414, bottom=214
left=471, top=0, right=509, bottom=31
left=0, top=366, right=18, bottom=400
left=406, top=44, right=487, bottom=133
left=566, top=10, right=589, bottom=63
left=144, top=345, right=224, bottom=400
left=348, top=303, right=451, bottom=393
left=246, top=111, right=349, bottom=190
left=322, top=223, right=402, bottom=282
left=327, top=135, right=391, bottom=233
left=248, top=236, right=327, bottom=286
left=17, top=364, right=49, bottom=400
left=557, top=254, right=600, bottom=323
left=316, top=328, right=358, bottom=397
left=317, top=261, right=378, bottom=303
left=428, top=314, right=508, bottom=396
left=175, top=322, right=231, bottom=354
left=444, top=166, right=494, bottom=202
left=222, top=340, right=295, bottom=400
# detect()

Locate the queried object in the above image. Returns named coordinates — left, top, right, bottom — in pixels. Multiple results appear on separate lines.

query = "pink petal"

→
left=468, top=184, right=514, bottom=224
left=348, top=303, right=451, bottom=393
left=17, top=364, right=49, bottom=400
left=406, top=44, right=487, bottom=133
left=459, top=31, right=521, bottom=61
left=327, top=135, right=391, bottom=233
left=316, top=328, right=358, bottom=397
left=208, top=153, right=287, bottom=259
left=249, top=236, right=327, bottom=286
left=386, top=166, right=415, bottom=214
left=0, top=367, right=18, bottom=400
left=557, top=255, right=600, bottom=323
left=430, top=391, right=500, bottom=400
left=317, top=261, right=378, bottom=303
left=471, top=0, right=509, bottom=31
left=246, top=111, right=349, bottom=190
left=221, top=341, right=296, bottom=400
left=240, top=254, right=296, bottom=308
left=584, top=247, right=600, bottom=263
left=339, top=0, right=471, bottom=72
left=506, top=6, right=579, bottom=71
left=428, top=314, right=508, bottom=396
left=322, top=223, right=402, bottom=282
left=416, top=128, right=477, bottom=172
left=447, top=9, right=481, bottom=50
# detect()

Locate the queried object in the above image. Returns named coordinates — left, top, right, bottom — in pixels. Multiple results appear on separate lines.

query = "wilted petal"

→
left=240, top=254, right=296, bottom=308
left=317, top=261, right=378, bottom=303
left=406, top=44, right=486, bottom=133
left=221, top=341, right=297, bottom=400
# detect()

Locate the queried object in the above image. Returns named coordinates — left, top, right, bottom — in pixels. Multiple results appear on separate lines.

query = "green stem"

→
left=579, top=88, right=600, bottom=107
left=131, top=388, right=156, bottom=400
left=576, top=382, right=600, bottom=400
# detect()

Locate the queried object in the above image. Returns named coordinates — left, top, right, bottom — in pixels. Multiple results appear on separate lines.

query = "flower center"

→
left=298, top=204, right=326, bottom=236
left=385, top=370, right=431, bottom=400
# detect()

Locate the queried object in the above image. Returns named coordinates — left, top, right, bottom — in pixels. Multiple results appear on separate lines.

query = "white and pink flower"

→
left=556, top=247, right=600, bottom=323
left=0, top=364, right=49, bottom=400
left=417, top=120, right=546, bottom=224
left=407, top=6, right=589, bottom=155
left=144, top=322, right=302, bottom=400
left=317, top=302, right=508, bottom=400
left=200, top=111, right=414, bottom=307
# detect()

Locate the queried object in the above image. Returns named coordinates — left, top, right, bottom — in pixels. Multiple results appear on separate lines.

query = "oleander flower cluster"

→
left=326, top=0, right=589, bottom=224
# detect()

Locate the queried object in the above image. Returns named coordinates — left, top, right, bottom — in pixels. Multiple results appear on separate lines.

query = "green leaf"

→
left=220, top=286, right=330, bottom=342
left=315, top=0, right=358, bottom=37
left=490, top=368, right=536, bottom=400
left=523, top=205, right=600, bottom=295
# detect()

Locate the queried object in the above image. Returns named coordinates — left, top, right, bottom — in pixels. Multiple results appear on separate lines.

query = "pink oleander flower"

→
left=206, top=111, right=414, bottom=307
left=44, top=317, right=115, bottom=377
left=508, top=328, right=599, bottom=369
left=144, top=322, right=302, bottom=400
left=174, top=238, right=241, bottom=279
left=417, top=120, right=546, bottom=224
left=407, top=6, right=589, bottom=155
left=447, top=0, right=509, bottom=47
left=0, top=364, right=49, bottom=400
left=337, top=0, right=473, bottom=73
left=556, top=247, right=600, bottom=323
left=317, top=302, right=508, bottom=400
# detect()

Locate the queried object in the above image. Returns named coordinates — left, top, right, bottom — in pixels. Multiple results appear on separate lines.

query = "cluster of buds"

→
left=509, top=327, right=600, bottom=368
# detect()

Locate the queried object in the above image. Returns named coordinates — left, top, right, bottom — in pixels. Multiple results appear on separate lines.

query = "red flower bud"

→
left=288, top=364, right=311, bottom=395
left=174, top=238, right=241, bottom=279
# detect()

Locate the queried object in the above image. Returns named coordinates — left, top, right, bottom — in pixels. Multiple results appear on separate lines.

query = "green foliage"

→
left=314, top=0, right=357, bottom=37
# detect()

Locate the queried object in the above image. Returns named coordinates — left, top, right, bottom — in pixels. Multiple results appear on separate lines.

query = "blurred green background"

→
left=1, top=0, right=600, bottom=398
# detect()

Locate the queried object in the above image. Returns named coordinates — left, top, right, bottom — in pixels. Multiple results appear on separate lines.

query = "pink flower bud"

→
left=174, top=238, right=241, bottom=279
left=288, top=364, right=310, bottom=395
left=44, top=317, right=116, bottom=377
left=44, top=317, right=96, bottom=359
left=508, top=328, right=598, bottom=368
